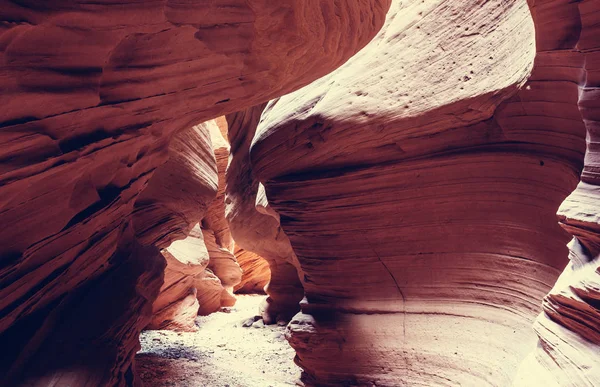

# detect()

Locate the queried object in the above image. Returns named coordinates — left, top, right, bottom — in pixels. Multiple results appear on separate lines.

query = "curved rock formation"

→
left=226, top=105, right=305, bottom=323
left=233, top=246, right=271, bottom=294
left=202, top=120, right=242, bottom=294
left=143, top=119, right=243, bottom=329
left=250, top=0, right=591, bottom=385
left=147, top=226, right=207, bottom=332
left=0, top=1, right=389, bottom=384
left=514, top=2, right=600, bottom=385
left=204, top=119, right=235, bottom=252
left=134, top=121, right=218, bottom=248
left=140, top=119, right=216, bottom=331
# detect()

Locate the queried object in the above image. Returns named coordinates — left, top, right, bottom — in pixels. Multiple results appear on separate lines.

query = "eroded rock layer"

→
left=234, top=246, right=271, bottom=294
left=143, top=118, right=242, bottom=329
left=134, top=121, right=218, bottom=249
left=202, top=120, right=242, bottom=295
left=226, top=105, right=305, bottom=323
left=250, top=0, right=590, bottom=385
left=147, top=226, right=207, bottom=332
left=514, top=2, right=600, bottom=385
left=140, top=119, right=216, bottom=331
left=0, top=1, right=390, bottom=384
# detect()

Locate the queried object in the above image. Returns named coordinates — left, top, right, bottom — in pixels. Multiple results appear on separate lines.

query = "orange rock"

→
left=147, top=225, right=208, bottom=332
left=0, top=1, right=389, bottom=384
left=250, top=0, right=594, bottom=385
left=226, top=105, right=305, bottom=324
left=234, top=246, right=271, bottom=294
left=514, top=2, right=600, bottom=385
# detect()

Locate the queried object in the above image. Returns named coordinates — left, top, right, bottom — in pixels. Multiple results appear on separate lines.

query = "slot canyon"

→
left=0, top=1, right=599, bottom=386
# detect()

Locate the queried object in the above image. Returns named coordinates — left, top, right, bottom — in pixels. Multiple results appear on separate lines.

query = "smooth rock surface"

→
left=202, top=120, right=242, bottom=297
left=0, top=1, right=389, bottom=384
left=250, top=0, right=590, bottom=385
left=226, top=105, right=305, bottom=324
left=514, top=2, right=600, bottom=385
left=147, top=225, right=208, bottom=332
left=234, top=246, right=271, bottom=294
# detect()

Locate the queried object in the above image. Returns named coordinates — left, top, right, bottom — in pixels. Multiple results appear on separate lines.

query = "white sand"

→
left=137, top=295, right=301, bottom=387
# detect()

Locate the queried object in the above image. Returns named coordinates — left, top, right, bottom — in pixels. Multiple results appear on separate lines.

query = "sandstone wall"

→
left=0, top=1, right=389, bottom=384
left=249, top=0, right=594, bottom=385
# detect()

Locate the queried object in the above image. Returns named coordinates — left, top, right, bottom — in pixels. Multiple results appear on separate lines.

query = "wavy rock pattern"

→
left=514, top=2, right=600, bottom=385
left=203, top=120, right=242, bottom=296
left=250, top=0, right=593, bottom=385
left=234, top=246, right=271, bottom=294
left=145, top=120, right=240, bottom=329
left=134, top=122, right=218, bottom=248
left=140, top=119, right=216, bottom=331
left=147, top=226, right=208, bottom=332
left=0, top=1, right=389, bottom=384
left=226, top=105, right=305, bottom=323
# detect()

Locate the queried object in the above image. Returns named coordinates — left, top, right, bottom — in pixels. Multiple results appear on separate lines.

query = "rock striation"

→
left=0, top=1, right=389, bottom=384
left=226, top=105, right=305, bottom=324
left=249, top=0, right=596, bottom=385
left=514, top=2, right=600, bottom=385
left=147, top=226, right=207, bottom=332
left=233, top=246, right=271, bottom=294
left=4, top=0, right=598, bottom=386
left=202, top=121, right=242, bottom=298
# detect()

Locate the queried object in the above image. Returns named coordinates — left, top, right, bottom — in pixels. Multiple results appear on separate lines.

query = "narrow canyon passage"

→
left=137, top=295, right=300, bottom=387
left=1, top=1, right=600, bottom=386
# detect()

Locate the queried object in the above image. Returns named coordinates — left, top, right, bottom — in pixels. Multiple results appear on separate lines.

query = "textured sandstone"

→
left=146, top=120, right=242, bottom=328
left=3, top=0, right=598, bottom=386
left=147, top=226, right=208, bottom=332
left=2, top=226, right=165, bottom=386
left=249, top=0, right=592, bottom=385
left=133, top=122, right=217, bottom=249
left=204, top=120, right=235, bottom=252
left=234, top=246, right=271, bottom=294
left=202, top=120, right=243, bottom=295
left=514, top=2, right=600, bottom=385
left=139, top=119, right=234, bottom=330
left=226, top=105, right=305, bottom=323
left=0, top=1, right=389, bottom=384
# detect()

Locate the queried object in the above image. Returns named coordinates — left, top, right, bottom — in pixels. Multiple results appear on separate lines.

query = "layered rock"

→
left=234, top=246, right=271, bottom=294
left=226, top=105, right=305, bottom=323
left=1, top=225, right=165, bottom=386
left=250, top=0, right=591, bottom=385
left=514, top=2, right=600, bottom=385
left=147, top=226, right=208, bottom=332
left=0, top=1, right=390, bottom=384
left=133, top=121, right=218, bottom=248
left=204, top=119, right=235, bottom=252
left=202, top=120, right=242, bottom=295
left=137, top=119, right=235, bottom=329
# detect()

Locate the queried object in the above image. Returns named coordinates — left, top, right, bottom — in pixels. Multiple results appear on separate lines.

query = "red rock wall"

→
left=514, top=1, right=600, bottom=385
left=202, top=120, right=242, bottom=296
left=0, top=1, right=390, bottom=384
left=233, top=246, right=271, bottom=294
left=147, top=225, right=207, bottom=332
left=225, top=105, right=305, bottom=323
left=248, top=0, right=596, bottom=385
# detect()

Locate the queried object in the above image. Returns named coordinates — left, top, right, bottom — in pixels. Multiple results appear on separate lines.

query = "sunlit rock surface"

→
left=514, top=2, right=600, bottom=385
left=226, top=105, right=305, bottom=324
left=234, top=246, right=271, bottom=294
left=203, top=121, right=242, bottom=297
left=140, top=119, right=216, bottom=331
left=147, top=226, right=207, bottom=332
left=0, top=1, right=389, bottom=384
left=250, top=0, right=593, bottom=385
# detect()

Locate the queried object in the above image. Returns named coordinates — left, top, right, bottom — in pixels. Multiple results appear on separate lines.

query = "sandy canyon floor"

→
left=137, top=295, right=301, bottom=387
